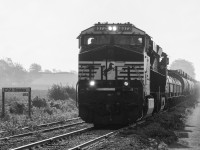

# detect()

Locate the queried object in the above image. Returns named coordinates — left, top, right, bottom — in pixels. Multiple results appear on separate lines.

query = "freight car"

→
left=76, top=22, right=196, bottom=126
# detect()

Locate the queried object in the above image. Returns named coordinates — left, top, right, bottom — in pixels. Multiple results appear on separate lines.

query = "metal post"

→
left=89, top=66, right=92, bottom=80
left=128, top=66, right=130, bottom=80
left=76, top=81, right=79, bottom=107
left=101, top=66, right=104, bottom=80
left=105, top=59, right=107, bottom=80
left=115, top=66, right=118, bottom=80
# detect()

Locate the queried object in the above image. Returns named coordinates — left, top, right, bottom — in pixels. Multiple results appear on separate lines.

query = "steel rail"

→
left=21, top=117, right=80, bottom=130
left=0, top=117, right=80, bottom=135
left=10, top=127, right=94, bottom=150
left=0, top=121, right=85, bottom=141
left=69, top=120, right=145, bottom=150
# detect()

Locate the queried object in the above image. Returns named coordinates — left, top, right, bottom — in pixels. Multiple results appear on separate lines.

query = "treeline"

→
left=170, top=59, right=196, bottom=79
left=0, top=58, right=43, bottom=87
left=0, top=58, right=196, bottom=88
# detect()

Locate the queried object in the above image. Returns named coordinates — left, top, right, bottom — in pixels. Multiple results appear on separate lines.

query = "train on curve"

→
left=76, top=22, right=196, bottom=126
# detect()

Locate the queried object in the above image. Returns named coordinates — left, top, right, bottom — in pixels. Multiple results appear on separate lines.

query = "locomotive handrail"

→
left=76, top=81, right=79, bottom=107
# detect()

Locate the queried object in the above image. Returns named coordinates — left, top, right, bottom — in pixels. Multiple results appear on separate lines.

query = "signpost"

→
left=1, top=87, right=31, bottom=118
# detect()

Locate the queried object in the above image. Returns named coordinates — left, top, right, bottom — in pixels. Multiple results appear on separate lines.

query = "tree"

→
left=0, top=58, right=30, bottom=87
left=170, top=59, right=196, bottom=79
left=44, top=69, right=52, bottom=73
left=29, top=63, right=42, bottom=73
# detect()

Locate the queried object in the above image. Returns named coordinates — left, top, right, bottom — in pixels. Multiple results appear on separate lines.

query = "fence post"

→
left=28, top=88, right=31, bottom=118
left=2, top=90, right=5, bottom=117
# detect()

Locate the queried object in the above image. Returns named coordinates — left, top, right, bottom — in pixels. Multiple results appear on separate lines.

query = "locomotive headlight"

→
left=113, top=26, right=117, bottom=31
left=89, top=80, right=95, bottom=86
left=124, top=81, right=129, bottom=86
left=108, top=26, right=117, bottom=31
left=108, top=26, right=112, bottom=31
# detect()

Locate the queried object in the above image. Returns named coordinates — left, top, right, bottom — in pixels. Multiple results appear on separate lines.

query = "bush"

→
left=32, top=96, right=47, bottom=108
left=48, top=84, right=73, bottom=100
left=50, top=102, right=61, bottom=109
left=43, top=107, right=53, bottom=115
left=142, top=123, right=177, bottom=144
left=9, top=102, right=26, bottom=114
left=64, top=85, right=76, bottom=100
left=50, top=99, right=77, bottom=112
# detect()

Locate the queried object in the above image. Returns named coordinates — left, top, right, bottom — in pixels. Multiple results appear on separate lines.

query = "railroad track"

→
left=10, top=127, right=94, bottom=150
left=0, top=121, right=85, bottom=141
left=0, top=118, right=88, bottom=150
left=72, top=103, right=186, bottom=150
left=1, top=102, right=183, bottom=150
left=21, top=117, right=81, bottom=130
left=0, top=117, right=81, bottom=138
left=9, top=120, right=145, bottom=150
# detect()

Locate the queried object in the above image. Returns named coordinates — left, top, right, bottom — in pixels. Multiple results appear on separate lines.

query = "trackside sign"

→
left=2, top=87, right=31, bottom=92
left=1, top=87, right=32, bottom=118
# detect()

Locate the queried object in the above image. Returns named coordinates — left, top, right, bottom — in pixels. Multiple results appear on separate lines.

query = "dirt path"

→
left=168, top=101, right=200, bottom=150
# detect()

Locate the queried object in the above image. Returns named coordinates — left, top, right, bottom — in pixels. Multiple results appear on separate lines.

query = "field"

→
left=0, top=89, right=78, bottom=135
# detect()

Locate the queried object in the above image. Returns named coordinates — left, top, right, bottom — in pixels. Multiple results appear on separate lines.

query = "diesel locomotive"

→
left=76, top=22, right=196, bottom=126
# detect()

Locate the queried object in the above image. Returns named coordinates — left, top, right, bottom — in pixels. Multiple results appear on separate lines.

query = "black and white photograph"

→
left=0, top=0, right=200, bottom=149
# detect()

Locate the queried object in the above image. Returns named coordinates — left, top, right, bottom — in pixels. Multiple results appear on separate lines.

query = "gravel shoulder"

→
left=94, top=97, right=198, bottom=150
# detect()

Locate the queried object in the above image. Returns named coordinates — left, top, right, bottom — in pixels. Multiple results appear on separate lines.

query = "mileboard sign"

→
left=2, top=87, right=31, bottom=92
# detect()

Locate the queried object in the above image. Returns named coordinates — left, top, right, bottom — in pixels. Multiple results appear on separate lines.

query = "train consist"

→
left=76, top=22, right=196, bottom=126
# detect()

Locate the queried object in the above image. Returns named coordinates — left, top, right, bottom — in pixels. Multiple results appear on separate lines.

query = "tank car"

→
left=166, top=69, right=196, bottom=107
left=76, top=22, right=195, bottom=126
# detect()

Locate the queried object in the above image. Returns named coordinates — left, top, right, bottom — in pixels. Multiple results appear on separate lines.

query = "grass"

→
left=119, top=96, right=199, bottom=148
left=0, top=88, right=78, bottom=136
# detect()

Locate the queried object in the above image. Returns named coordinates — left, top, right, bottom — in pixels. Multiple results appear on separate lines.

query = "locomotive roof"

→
left=77, top=22, right=149, bottom=38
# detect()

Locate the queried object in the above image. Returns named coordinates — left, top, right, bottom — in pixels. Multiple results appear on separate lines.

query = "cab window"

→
left=87, top=37, right=95, bottom=45
left=82, top=35, right=144, bottom=46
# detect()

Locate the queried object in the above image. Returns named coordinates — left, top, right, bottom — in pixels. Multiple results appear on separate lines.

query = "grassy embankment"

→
left=96, top=96, right=199, bottom=150
left=0, top=84, right=78, bottom=135
left=121, top=96, right=198, bottom=149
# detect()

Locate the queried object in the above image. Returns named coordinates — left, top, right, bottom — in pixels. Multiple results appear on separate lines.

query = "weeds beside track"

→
left=0, top=118, right=88, bottom=150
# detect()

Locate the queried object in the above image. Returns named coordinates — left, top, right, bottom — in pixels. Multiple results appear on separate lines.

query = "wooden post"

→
left=2, top=90, right=5, bottom=117
left=28, top=88, right=31, bottom=118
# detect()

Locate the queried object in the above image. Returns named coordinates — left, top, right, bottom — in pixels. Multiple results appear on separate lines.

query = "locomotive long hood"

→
left=79, top=45, right=144, bottom=61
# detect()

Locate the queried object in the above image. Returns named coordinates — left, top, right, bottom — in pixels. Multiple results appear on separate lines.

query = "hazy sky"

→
left=0, top=0, right=200, bottom=80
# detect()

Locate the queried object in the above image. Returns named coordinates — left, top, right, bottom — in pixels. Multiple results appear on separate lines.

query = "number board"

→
left=2, top=87, right=31, bottom=92
left=94, top=25, right=132, bottom=32
left=118, top=26, right=132, bottom=31
left=95, top=26, right=107, bottom=31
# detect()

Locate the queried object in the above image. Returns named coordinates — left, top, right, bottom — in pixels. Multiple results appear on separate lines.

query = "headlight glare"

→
left=124, top=81, right=129, bottom=86
left=113, top=26, right=117, bottom=31
left=89, top=80, right=95, bottom=86
left=108, top=26, right=112, bottom=31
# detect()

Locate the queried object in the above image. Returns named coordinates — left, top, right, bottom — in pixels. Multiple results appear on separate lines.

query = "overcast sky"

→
left=0, top=0, right=200, bottom=80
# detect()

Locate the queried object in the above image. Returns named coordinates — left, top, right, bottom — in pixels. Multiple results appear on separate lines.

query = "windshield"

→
left=83, top=35, right=144, bottom=46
